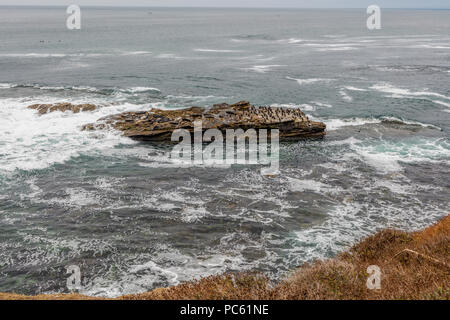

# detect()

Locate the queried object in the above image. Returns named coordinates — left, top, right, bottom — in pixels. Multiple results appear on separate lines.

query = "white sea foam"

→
left=181, top=206, right=209, bottom=223
left=286, top=76, right=335, bottom=85
left=52, top=85, right=99, bottom=92
left=340, top=85, right=372, bottom=101
left=284, top=38, right=304, bottom=44
left=0, top=83, right=161, bottom=96
left=269, top=103, right=298, bottom=109
left=38, top=86, right=65, bottom=90
left=343, top=86, right=368, bottom=92
left=323, top=118, right=382, bottom=131
left=156, top=53, right=185, bottom=59
left=410, top=44, right=450, bottom=49
left=43, top=188, right=103, bottom=208
left=303, top=43, right=356, bottom=48
left=0, top=51, right=153, bottom=59
left=270, top=102, right=332, bottom=112
left=297, top=104, right=315, bottom=111
left=293, top=199, right=446, bottom=262
left=0, top=52, right=115, bottom=58
left=287, top=177, right=339, bottom=194
left=122, top=87, right=161, bottom=93
left=357, top=149, right=404, bottom=173
left=316, top=47, right=358, bottom=52
left=0, top=97, right=162, bottom=172
left=323, top=35, right=347, bottom=38
left=339, top=89, right=353, bottom=102
left=0, top=53, right=67, bottom=58
left=380, top=116, right=441, bottom=130
left=270, top=103, right=317, bottom=111
left=121, top=51, right=152, bottom=55
left=349, top=138, right=450, bottom=173
left=80, top=246, right=255, bottom=298
left=0, top=83, right=15, bottom=89
left=432, top=100, right=450, bottom=108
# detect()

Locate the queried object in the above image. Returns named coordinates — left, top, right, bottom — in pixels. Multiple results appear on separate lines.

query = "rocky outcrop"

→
left=28, top=103, right=97, bottom=115
left=82, top=101, right=326, bottom=140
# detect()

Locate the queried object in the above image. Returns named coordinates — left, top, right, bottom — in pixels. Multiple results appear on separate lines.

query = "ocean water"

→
left=0, top=7, right=449, bottom=297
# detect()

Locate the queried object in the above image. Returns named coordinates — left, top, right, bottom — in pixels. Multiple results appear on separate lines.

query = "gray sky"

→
left=0, top=1, right=449, bottom=9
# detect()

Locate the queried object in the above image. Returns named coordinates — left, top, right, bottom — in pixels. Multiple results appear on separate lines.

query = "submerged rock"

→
left=82, top=101, right=326, bottom=140
left=28, top=103, right=97, bottom=115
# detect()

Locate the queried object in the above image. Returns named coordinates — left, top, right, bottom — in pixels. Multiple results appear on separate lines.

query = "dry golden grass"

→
left=1, top=215, right=448, bottom=300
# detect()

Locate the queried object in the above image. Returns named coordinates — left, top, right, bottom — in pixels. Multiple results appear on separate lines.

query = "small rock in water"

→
left=28, top=103, right=97, bottom=115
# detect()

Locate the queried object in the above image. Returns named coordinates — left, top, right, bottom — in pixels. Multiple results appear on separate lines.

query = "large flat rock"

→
left=28, top=103, right=97, bottom=115
left=82, top=101, right=326, bottom=140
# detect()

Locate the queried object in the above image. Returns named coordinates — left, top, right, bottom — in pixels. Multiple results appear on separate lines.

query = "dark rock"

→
left=82, top=101, right=326, bottom=140
left=28, top=103, right=97, bottom=115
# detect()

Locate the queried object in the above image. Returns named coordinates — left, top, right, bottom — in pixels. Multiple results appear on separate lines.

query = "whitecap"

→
left=270, top=103, right=314, bottom=111
left=370, top=83, right=450, bottom=101
left=0, top=53, right=67, bottom=58
left=0, top=83, right=15, bottom=89
left=303, top=43, right=356, bottom=48
left=351, top=138, right=450, bottom=173
left=316, top=47, right=358, bottom=52
left=243, top=65, right=285, bottom=73
left=410, top=44, right=450, bottom=49
left=293, top=199, right=446, bottom=263
left=71, top=86, right=102, bottom=93
left=156, top=53, right=184, bottom=59
left=286, top=177, right=338, bottom=194
left=0, top=97, right=164, bottom=172
left=380, top=116, right=441, bottom=130
left=373, top=180, right=412, bottom=195
left=120, top=51, right=152, bottom=55
left=286, top=76, right=335, bottom=85
left=339, top=89, right=353, bottom=102
left=432, top=100, right=450, bottom=108
left=310, top=101, right=333, bottom=108
left=323, top=118, right=381, bottom=131
left=322, top=116, right=440, bottom=132
left=122, top=87, right=161, bottom=93
left=194, top=48, right=241, bottom=53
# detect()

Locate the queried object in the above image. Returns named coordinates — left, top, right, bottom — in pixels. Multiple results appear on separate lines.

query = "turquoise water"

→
left=0, top=7, right=449, bottom=297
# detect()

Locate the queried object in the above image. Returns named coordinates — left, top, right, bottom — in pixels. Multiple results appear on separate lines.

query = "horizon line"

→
left=0, top=5, right=449, bottom=10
